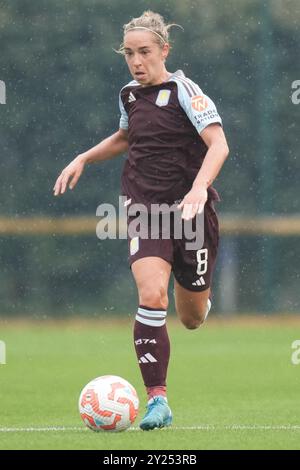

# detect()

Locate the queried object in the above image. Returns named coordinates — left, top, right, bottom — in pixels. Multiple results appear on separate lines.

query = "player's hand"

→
left=177, top=185, right=208, bottom=220
left=53, top=155, right=86, bottom=196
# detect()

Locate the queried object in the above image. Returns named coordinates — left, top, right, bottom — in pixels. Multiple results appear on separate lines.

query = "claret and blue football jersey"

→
left=119, top=70, right=222, bottom=208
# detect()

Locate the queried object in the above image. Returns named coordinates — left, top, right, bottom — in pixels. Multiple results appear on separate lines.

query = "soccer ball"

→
left=78, top=375, right=139, bottom=432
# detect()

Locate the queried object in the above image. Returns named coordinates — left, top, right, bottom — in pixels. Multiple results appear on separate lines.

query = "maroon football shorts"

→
left=127, top=201, right=219, bottom=292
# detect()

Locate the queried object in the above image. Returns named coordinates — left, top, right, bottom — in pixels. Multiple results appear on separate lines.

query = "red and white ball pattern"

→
left=79, top=375, right=139, bottom=432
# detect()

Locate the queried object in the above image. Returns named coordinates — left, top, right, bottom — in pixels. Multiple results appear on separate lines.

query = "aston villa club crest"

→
left=155, top=89, right=171, bottom=107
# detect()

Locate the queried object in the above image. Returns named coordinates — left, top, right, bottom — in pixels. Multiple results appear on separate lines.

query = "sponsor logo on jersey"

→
left=155, top=89, right=171, bottom=107
left=191, top=95, right=208, bottom=112
left=193, top=109, right=220, bottom=126
left=130, top=236, right=139, bottom=255
left=128, top=92, right=136, bottom=103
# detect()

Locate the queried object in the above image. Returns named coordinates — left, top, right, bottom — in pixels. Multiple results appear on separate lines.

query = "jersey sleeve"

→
left=119, top=93, right=128, bottom=130
left=175, top=79, right=222, bottom=134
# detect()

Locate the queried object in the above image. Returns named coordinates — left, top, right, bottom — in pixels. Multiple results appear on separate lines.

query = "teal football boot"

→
left=139, top=396, right=172, bottom=431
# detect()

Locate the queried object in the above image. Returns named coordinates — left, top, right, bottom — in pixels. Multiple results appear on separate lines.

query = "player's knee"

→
left=182, top=316, right=205, bottom=330
left=180, top=307, right=207, bottom=330
left=139, top=285, right=168, bottom=310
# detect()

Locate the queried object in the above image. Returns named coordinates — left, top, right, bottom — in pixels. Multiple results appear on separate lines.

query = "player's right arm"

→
left=53, top=129, right=128, bottom=196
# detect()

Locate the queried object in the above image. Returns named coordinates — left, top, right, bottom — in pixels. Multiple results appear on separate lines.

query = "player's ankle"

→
left=146, top=386, right=167, bottom=402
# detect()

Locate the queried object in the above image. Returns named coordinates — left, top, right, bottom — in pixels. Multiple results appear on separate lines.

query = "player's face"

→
left=123, top=31, right=169, bottom=87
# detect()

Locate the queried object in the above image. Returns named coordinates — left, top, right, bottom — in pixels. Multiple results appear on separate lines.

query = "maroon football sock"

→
left=134, top=305, right=170, bottom=397
left=146, top=386, right=167, bottom=401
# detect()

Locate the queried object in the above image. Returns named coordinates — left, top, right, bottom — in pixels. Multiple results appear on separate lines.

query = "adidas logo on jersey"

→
left=128, top=92, right=136, bottom=103
left=139, top=353, right=157, bottom=364
left=192, top=276, right=206, bottom=287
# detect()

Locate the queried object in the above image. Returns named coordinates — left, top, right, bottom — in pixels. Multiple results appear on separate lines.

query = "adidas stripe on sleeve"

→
left=172, top=76, right=222, bottom=134
left=119, top=92, right=128, bottom=130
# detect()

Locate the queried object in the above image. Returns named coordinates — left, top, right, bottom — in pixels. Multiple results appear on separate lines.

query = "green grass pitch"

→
left=0, top=316, right=299, bottom=450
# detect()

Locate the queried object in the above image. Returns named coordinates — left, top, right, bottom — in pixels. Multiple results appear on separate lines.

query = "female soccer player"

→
left=53, top=11, right=229, bottom=431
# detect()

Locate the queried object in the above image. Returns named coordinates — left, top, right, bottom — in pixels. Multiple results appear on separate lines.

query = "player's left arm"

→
left=177, top=123, right=229, bottom=220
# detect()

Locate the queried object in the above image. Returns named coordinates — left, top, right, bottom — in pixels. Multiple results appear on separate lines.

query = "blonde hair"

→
left=115, top=10, right=183, bottom=55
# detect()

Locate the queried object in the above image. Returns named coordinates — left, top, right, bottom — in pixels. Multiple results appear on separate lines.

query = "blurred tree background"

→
left=0, top=0, right=299, bottom=316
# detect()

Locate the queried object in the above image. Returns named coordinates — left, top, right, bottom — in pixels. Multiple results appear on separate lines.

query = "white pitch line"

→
left=0, top=425, right=300, bottom=433
left=0, top=427, right=87, bottom=433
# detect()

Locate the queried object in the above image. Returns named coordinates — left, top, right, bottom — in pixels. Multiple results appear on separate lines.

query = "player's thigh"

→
left=174, top=278, right=210, bottom=322
left=131, top=256, right=172, bottom=309
left=174, top=202, right=219, bottom=286
left=173, top=201, right=219, bottom=323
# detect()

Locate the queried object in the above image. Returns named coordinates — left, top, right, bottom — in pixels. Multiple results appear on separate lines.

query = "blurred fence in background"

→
left=0, top=215, right=299, bottom=316
left=0, top=0, right=299, bottom=316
